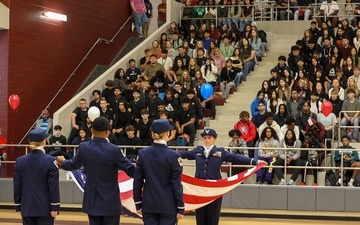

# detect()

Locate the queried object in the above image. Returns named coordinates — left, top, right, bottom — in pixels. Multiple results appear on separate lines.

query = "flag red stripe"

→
left=183, top=193, right=223, bottom=204
left=181, top=164, right=264, bottom=188
left=120, top=190, right=133, bottom=200
left=118, top=171, right=132, bottom=182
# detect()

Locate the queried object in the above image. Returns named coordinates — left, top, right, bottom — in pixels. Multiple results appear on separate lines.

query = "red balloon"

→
left=9, top=94, right=20, bottom=111
left=321, top=101, right=333, bottom=117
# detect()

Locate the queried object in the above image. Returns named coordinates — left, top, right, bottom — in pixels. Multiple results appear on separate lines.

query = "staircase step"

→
left=211, top=31, right=297, bottom=144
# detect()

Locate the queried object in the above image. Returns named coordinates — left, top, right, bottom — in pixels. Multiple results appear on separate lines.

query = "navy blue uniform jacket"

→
left=133, top=143, right=185, bottom=214
left=179, top=145, right=257, bottom=179
left=13, top=150, right=60, bottom=216
left=61, top=138, right=135, bottom=216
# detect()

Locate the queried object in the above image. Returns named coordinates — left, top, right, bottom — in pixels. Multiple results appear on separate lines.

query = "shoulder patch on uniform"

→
left=120, top=148, right=125, bottom=157
left=178, top=157, right=183, bottom=166
left=53, top=160, right=58, bottom=168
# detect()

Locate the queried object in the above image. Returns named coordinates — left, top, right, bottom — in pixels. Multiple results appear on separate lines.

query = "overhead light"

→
left=43, top=11, right=67, bottom=22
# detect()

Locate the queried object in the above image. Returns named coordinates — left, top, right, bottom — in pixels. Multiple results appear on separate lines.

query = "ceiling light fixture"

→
left=43, top=11, right=67, bottom=22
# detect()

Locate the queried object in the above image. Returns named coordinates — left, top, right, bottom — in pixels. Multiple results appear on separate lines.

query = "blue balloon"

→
left=200, top=83, right=214, bottom=100
left=158, top=92, right=165, bottom=100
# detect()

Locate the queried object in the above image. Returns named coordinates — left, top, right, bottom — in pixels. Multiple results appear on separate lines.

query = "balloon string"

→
left=11, top=111, right=15, bottom=155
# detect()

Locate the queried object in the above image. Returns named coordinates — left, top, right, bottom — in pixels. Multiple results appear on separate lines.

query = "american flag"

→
left=68, top=164, right=264, bottom=216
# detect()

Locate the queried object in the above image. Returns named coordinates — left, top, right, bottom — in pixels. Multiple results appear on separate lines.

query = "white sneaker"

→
left=348, top=182, right=355, bottom=187
left=286, top=179, right=294, bottom=185
left=131, top=23, right=135, bottom=32
left=263, top=53, right=267, bottom=57
left=336, top=178, right=342, bottom=186
left=278, top=179, right=286, bottom=185
left=226, top=99, right=229, bottom=103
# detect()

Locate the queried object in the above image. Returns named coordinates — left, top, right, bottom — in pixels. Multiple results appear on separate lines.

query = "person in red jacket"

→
left=233, top=111, right=257, bottom=157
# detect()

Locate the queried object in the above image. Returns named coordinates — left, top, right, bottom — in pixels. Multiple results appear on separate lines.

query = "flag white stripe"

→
left=183, top=181, right=242, bottom=197
left=119, top=178, right=134, bottom=193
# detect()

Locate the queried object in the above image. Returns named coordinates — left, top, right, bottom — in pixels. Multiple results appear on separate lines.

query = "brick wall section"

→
left=0, top=0, right=134, bottom=177
left=0, top=30, right=9, bottom=137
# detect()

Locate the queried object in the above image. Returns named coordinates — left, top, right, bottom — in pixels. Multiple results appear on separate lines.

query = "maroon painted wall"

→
left=0, top=0, right=135, bottom=176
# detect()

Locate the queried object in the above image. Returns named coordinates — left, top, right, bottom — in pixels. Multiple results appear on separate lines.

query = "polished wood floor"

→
left=1, top=209, right=360, bottom=225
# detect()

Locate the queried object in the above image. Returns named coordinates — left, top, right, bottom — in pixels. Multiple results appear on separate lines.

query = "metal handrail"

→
left=179, top=2, right=276, bottom=27
left=179, top=2, right=360, bottom=22
left=2, top=144, right=358, bottom=178
left=18, top=15, right=133, bottom=145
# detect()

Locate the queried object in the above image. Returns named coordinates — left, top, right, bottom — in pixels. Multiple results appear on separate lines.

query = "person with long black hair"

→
left=273, top=129, right=302, bottom=185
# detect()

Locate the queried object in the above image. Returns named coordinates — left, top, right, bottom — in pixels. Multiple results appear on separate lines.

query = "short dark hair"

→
left=285, top=117, right=296, bottom=125
left=341, top=135, right=350, bottom=141
left=292, top=87, right=299, bottom=93
left=228, top=129, right=241, bottom=137
left=186, top=89, right=196, bottom=95
left=158, top=110, right=168, bottom=117
left=258, top=101, right=265, bottom=106
left=119, top=100, right=128, bottom=109
left=347, top=88, right=356, bottom=94
left=105, top=80, right=114, bottom=87
left=126, top=125, right=135, bottom=131
left=54, top=125, right=62, bottom=130
left=141, top=109, right=149, bottom=115
left=92, top=90, right=101, bottom=96
left=174, top=81, right=182, bottom=86
left=278, top=55, right=286, bottom=61
left=180, top=97, right=190, bottom=104
left=264, top=112, right=274, bottom=119
left=148, top=86, right=157, bottom=92
left=308, top=39, right=316, bottom=44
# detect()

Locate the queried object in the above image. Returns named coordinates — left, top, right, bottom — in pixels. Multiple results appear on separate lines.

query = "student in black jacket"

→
left=219, top=59, right=238, bottom=103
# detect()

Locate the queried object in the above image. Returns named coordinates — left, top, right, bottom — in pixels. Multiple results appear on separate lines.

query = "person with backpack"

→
left=300, top=133, right=322, bottom=186
left=334, top=135, right=360, bottom=187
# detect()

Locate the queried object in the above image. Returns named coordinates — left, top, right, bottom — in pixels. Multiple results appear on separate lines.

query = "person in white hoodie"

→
left=273, top=129, right=302, bottom=185
left=228, top=129, right=248, bottom=175
left=256, top=127, right=280, bottom=185
left=258, top=112, right=281, bottom=138
left=201, top=58, right=218, bottom=87
left=279, top=117, right=300, bottom=141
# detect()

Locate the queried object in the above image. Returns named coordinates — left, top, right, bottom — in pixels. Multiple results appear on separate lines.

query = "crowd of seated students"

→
left=228, top=19, right=360, bottom=186
left=46, top=16, right=266, bottom=164
left=176, top=0, right=360, bottom=25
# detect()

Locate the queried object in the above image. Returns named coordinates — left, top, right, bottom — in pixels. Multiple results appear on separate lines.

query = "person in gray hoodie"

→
left=228, top=129, right=248, bottom=175
left=256, top=127, right=280, bottom=185
left=273, top=129, right=302, bottom=185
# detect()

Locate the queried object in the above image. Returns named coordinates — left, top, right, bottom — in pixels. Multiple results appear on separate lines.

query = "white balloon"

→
left=88, top=106, right=100, bottom=122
